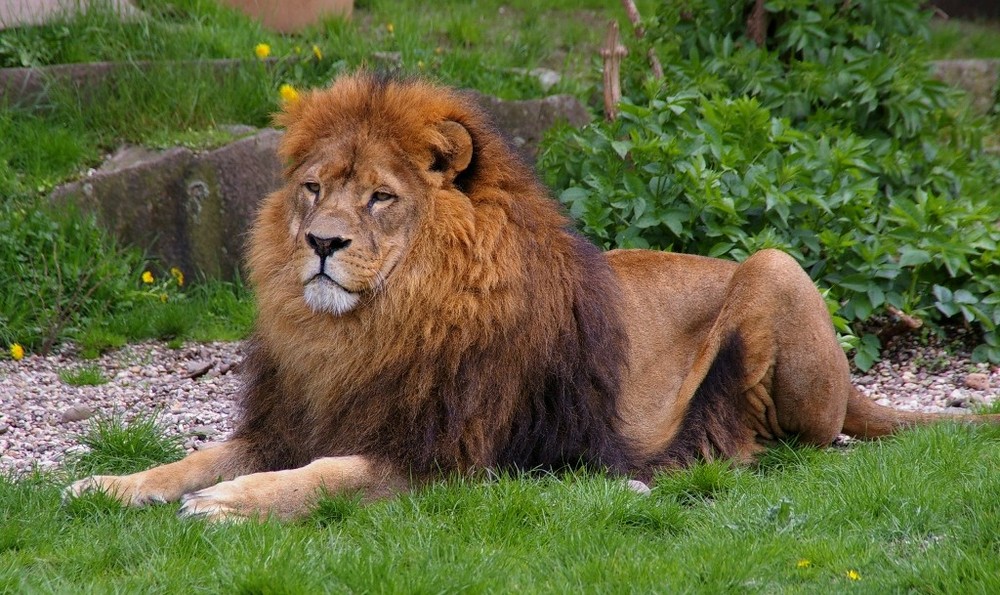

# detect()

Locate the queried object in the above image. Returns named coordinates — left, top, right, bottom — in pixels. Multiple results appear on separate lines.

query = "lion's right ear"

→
left=431, top=120, right=473, bottom=181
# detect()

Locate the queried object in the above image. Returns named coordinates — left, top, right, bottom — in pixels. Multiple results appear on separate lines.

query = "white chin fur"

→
left=303, top=280, right=360, bottom=315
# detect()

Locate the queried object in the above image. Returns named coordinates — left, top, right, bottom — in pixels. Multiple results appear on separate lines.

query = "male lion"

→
left=67, top=73, right=998, bottom=520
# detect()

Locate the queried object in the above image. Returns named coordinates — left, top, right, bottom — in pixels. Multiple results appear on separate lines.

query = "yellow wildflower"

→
left=142, top=271, right=154, bottom=284
left=796, top=559, right=811, bottom=569
left=434, top=46, right=443, bottom=55
left=386, top=22, right=394, bottom=34
left=160, top=293, right=169, bottom=303
left=280, top=84, right=300, bottom=103
left=417, top=60, right=425, bottom=70
left=170, top=267, right=184, bottom=287
left=312, top=44, right=323, bottom=60
left=294, top=45, right=302, bottom=54
left=846, top=570, right=861, bottom=581
left=10, top=343, right=24, bottom=361
left=254, top=43, right=271, bottom=60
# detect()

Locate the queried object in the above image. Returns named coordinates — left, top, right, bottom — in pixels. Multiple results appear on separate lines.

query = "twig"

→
left=877, top=305, right=923, bottom=344
left=619, top=0, right=663, bottom=79
left=600, top=22, right=628, bottom=121
left=746, top=0, right=768, bottom=47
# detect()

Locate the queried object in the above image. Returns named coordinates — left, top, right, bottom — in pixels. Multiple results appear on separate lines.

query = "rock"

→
left=188, top=425, right=219, bottom=440
left=625, top=479, right=651, bottom=496
left=0, top=0, right=141, bottom=29
left=0, top=422, right=8, bottom=435
left=219, top=0, right=353, bottom=34
left=60, top=405, right=96, bottom=423
left=964, top=373, right=990, bottom=391
left=185, top=361, right=214, bottom=379
left=931, top=60, right=1000, bottom=115
left=472, top=91, right=591, bottom=159
left=51, top=129, right=283, bottom=280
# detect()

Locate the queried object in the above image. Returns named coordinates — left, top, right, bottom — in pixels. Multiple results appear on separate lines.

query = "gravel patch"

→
left=1, top=341, right=242, bottom=476
left=1, top=333, right=997, bottom=476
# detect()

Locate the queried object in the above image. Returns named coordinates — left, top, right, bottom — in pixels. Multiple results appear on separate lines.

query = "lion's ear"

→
left=432, top=120, right=473, bottom=180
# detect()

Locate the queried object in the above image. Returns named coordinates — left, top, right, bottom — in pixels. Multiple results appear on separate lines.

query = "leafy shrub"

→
left=540, top=0, right=1000, bottom=368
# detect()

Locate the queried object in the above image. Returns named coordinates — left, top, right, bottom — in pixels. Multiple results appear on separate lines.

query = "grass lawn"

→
left=3, top=421, right=999, bottom=592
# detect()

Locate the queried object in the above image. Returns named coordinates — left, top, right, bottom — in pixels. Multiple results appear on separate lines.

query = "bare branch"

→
left=619, top=0, right=663, bottom=79
left=746, top=0, right=768, bottom=47
left=600, top=21, right=628, bottom=121
left=876, top=305, right=924, bottom=345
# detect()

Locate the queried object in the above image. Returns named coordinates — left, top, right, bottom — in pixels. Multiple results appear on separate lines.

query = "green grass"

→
left=4, top=421, right=999, bottom=591
left=929, top=19, right=1000, bottom=59
left=57, top=364, right=109, bottom=386
left=67, top=413, right=185, bottom=477
left=76, top=278, right=255, bottom=359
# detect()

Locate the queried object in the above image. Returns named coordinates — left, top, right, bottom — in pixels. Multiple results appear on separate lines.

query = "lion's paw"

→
left=62, top=475, right=169, bottom=507
left=179, top=482, right=251, bottom=522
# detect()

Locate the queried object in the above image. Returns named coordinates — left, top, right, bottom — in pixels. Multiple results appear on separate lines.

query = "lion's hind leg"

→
left=654, top=328, right=773, bottom=468
left=653, top=249, right=853, bottom=469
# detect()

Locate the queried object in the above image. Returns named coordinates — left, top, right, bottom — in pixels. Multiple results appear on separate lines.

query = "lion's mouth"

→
left=308, top=272, right=358, bottom=294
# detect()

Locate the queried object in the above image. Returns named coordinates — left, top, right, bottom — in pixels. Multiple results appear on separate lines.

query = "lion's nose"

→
left=306, top=233, right=352, bottom=258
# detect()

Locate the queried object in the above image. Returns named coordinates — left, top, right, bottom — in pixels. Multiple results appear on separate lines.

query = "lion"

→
left=66, top=73, right=999, bottom=521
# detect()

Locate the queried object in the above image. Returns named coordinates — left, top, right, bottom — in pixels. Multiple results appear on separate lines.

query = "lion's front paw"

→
left=62, top=475, right=170, bottom=507
left=178, top=481, right=253, bottom=522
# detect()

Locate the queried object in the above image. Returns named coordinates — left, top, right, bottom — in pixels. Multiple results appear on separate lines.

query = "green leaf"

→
left=611, top=141, right=632, bottom=160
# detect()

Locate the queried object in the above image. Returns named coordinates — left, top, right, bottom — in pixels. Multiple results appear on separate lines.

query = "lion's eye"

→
left=303, top=182, right=321, bottom=195
left=368, top=191, right=396, bottom=208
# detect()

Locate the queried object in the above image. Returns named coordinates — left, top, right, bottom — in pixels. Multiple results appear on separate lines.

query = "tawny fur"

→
left=65, top=73, right=1000, bottom=521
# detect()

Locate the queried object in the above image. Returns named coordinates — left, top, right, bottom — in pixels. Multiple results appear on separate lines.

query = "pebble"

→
left=0, top=333, right=998, bottom=477
left=965, top=373, right=990, bottom=391
left=185, top=360, right=213, bottom=379
left=625, top=479, right=652, bottom=496
left=60, top=405, right=96, bottom=423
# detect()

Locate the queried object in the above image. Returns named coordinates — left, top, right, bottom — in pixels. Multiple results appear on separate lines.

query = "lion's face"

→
left=288, top=139, right=424, bottom=315
left=276, top=118, right=474, bottom=317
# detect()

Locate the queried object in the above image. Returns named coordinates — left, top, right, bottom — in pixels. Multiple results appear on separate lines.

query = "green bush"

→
left=540, top=0, right=1000, bottom=368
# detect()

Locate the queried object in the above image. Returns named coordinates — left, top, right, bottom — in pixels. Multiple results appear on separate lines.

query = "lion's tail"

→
left=842, top=388, right=1000, bottom=439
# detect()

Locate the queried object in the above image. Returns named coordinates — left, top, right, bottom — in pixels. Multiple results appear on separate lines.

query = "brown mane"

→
left=235, top=73, right=635, bottom=477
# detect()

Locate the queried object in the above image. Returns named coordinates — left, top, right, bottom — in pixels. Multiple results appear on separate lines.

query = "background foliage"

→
left=541, top=0, right=1000, bottom=369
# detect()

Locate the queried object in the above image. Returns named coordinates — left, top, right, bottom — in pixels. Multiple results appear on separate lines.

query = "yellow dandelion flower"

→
left=312, top=44, right=323, bottom=60
left=142, top=271, right=154, bottom=284
left=294, top=45, right=302, bottom=54
left=254, top=43, right=271, bottom=60
left=386, top=22, right=394, bottom=34
left=279, top=84, right=300, bottom=103
left=417, top=60, right=425, bottom=70
left=796, top=559, right=812, bottom=569
left=160, top=293, right=168, bottom=303
left=170, top=267, right=184, bottom=286
left=10, top=343, right=25, bottom=361
left=846, top=570, right=861, bottom=581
